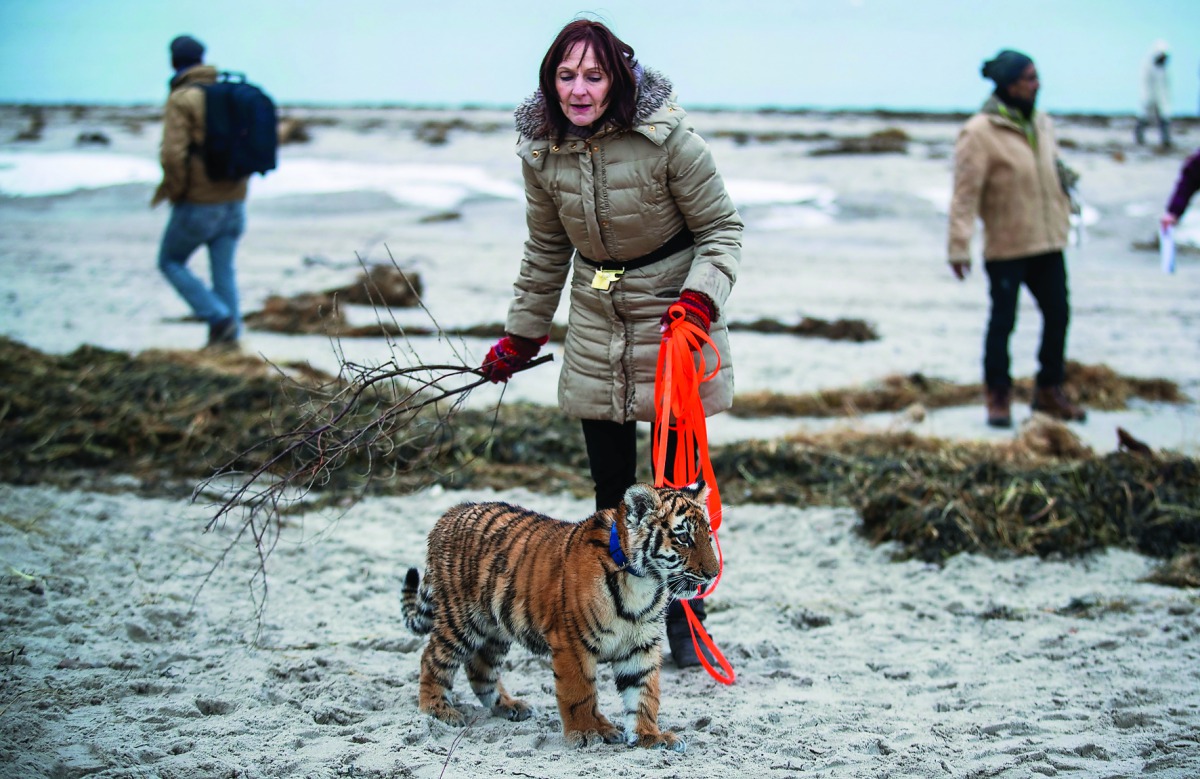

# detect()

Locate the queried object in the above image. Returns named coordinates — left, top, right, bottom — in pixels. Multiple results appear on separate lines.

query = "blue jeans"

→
left=984, top=250, right=1070, bottom=390
left=157, top=201, right=246, bottom=331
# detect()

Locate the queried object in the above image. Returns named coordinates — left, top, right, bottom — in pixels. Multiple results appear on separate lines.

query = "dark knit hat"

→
left=981, top=49, right=1033, bottom=89
left=169, top=35, right=205, bottom=69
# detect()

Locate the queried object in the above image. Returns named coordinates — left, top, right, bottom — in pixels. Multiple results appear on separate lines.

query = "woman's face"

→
left=555, top=42, right=611, bottom=127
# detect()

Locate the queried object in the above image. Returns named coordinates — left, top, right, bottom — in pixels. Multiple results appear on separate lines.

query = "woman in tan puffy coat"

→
left=479, top=19, right=742, bottom=667
left=948, top=49, right=1085, bottom=428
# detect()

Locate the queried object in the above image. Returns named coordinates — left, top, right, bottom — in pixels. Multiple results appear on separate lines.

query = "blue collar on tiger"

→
left=609, top=520, right=642, bottom=575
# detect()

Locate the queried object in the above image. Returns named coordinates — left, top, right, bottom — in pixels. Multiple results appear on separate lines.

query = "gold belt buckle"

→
left=590, top=268, right=624, bottom=291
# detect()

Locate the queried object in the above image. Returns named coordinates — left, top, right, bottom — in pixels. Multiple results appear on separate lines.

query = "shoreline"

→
left=5, top=101, right=1200, bottom=125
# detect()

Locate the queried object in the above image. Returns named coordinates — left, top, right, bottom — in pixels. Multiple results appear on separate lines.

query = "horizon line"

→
left=0, top=99, right=1171, bottom=121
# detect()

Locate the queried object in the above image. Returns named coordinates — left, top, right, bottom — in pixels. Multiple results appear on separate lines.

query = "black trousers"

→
left=579, top=418, right=706, bottom=621
left=983, top=250, right=1070, bottom=390
left=580, top=418, right=640, bottom=513
left=579, top=418, right=693, bottom=511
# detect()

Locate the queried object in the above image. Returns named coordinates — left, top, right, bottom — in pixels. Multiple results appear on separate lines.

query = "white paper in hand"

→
left=1160, top=225, right=1176, bottom=274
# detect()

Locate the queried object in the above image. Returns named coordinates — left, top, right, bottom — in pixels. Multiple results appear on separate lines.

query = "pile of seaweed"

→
left=711, top=431, right=1200, bottom=587
left=731, top=362, right=1187, bottom=418
left=0, top=336, right=586, bottom=498
left=1, top=337, right=1196, bottom=587
left=0, top=337, right=335, bottom=491
left=727, top=316, right=878, bottom=342
left=809, top=128, right=910, bottom=157
left=244, top=265, right=423, bottom=337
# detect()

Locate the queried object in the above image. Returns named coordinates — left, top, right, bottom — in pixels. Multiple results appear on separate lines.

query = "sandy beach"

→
left=2, top=103, right=1199, bottom=778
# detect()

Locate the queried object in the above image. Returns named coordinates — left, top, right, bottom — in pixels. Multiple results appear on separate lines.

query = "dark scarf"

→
left=996, top=88, right=1036, bottom=122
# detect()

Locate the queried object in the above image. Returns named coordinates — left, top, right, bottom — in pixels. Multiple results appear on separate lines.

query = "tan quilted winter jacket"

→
left=947, top=95, right=1070, bottom=265
left=506, top=68, right=742, bottom=424
left=151, top=64, right=248, bottom=207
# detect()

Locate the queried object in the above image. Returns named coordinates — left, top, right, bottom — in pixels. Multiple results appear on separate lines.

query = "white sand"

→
left=2, top=105, right=1200, bottom=777
left=3, top=482, right=1198, bottom=778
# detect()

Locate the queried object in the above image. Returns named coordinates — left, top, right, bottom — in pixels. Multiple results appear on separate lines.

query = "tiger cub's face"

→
left=623, top=483, right=720, bottom=599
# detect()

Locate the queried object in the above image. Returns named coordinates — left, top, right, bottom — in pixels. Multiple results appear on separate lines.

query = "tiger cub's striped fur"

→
left=401, top=482, right=718, bottom=750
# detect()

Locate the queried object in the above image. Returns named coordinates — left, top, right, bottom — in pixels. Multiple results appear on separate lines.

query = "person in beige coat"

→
left=478, top=19, right=742, bottom=667
left=948, top=49, right=1085, bottom=428
left=153, top=35, right=249, bottom=348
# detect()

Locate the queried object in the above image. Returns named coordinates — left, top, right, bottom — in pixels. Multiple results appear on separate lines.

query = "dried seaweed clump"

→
left=0, top=336, right=586, bottom=498
left=728, top=316, right=878, bottom=342
left=731, top=361, right=1188, bottom=419
left=242, top=266, right=424, bottom=337
left=733, top=373, right=976, bottom=418
left=1065, top=362, right=1188, bottom=409
left=325, top=265, right=423, bottom=307
left=809, top=128, right=909, bottom=156
left=854, top=452, right=1199, bottom=562
left=243, top=293, right=372, bottom=337
left=0, top=337, right=335, bottom=488
left=1142, top=551, right=1200, bottom=588
left=710, top=429, right=1200, bottom=586
left=4, top=336, right=1197, bottom=587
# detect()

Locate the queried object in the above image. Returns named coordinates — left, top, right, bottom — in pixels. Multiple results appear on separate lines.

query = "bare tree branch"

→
left=191, top=250, right=552, bottom=638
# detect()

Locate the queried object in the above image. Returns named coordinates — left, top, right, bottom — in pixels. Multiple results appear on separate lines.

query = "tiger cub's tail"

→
left=401, top=568, right=434, bottom=635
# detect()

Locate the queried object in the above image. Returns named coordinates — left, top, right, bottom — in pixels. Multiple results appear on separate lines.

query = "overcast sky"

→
left=1, top=0, right=1198, bottom=113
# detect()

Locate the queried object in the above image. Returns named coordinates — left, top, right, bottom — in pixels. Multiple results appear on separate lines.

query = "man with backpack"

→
left=153, top=34, right=275, bottom=349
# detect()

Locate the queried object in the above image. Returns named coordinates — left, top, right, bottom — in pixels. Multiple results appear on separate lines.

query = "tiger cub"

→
left=401, top=482, right=718, bottom=751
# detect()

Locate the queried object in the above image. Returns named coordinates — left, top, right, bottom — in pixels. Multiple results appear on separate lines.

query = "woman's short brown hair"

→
left=538, top=19, right=638, bottom=141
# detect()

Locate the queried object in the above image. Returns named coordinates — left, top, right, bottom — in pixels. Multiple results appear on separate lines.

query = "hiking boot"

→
left=985, top=386, right=1012, bottom=428
left=666, top=599, right=717, bottom=669
left=1032, top=385, right=1087, bottom=422
left=206, top=317, right=239, bottom=349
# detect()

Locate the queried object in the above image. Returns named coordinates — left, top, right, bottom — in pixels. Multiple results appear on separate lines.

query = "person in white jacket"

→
left=1136, top=40, right=1172, bottom=150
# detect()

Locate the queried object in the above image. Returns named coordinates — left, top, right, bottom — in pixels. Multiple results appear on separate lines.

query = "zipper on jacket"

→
left=997, top=109, right=1058, bottom=251
left=1030, top=118, right=1059, bottom=248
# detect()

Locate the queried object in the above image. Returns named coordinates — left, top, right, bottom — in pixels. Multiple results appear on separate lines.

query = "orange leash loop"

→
left=653, top=304, right=735, bottom=685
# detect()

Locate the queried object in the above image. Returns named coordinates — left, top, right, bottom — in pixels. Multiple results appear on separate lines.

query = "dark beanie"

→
left=981, top=49, right=1033, bottom=89
left=170, top=35, right=205, bottom=69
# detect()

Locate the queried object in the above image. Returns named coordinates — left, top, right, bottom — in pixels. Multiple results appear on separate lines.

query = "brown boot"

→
left=986, top=386, right=1012, bottom=428
left=1032, top=385, right=1087, bottom=422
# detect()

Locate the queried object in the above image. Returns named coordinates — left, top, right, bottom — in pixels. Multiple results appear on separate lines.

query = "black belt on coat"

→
left=576, top=227, right=695, bottom=271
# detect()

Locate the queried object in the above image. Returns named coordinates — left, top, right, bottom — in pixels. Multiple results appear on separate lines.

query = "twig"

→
left=190, top=265, right=553, bottom=640
left=440, top=714, right=481, bottom=779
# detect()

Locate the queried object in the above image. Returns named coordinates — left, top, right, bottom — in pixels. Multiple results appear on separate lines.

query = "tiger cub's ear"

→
left=623, top=484, right=662, bottom=528
left=680, top=477, right=708, bottom=504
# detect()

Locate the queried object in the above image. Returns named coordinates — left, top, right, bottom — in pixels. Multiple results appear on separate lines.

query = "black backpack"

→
left=194, top=72, right=278, bottom=181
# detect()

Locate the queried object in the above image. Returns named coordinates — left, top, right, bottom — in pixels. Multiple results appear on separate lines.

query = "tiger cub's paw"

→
left=421, top=698, right=467, bottom=726
left=493, top=697, right=533, bottom=721
left=565, top=725, right=624, bottom=748
left=630, top=730, right=686, bottom=752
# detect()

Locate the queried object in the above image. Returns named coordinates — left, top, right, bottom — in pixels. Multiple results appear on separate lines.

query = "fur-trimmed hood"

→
left=513, top=66, right=675, bottom=140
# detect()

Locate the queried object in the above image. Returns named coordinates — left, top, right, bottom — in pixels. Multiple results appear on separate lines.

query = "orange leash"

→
left=653, top=304, right=735, bottom=685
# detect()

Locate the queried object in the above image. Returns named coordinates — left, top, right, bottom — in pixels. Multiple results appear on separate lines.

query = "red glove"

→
left=661, top=290, right=717, bottom=333
left=480, top=333, right=548, bottom=383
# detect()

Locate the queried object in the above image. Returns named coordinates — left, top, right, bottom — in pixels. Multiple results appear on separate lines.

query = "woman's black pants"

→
left=580, top=418, right=708, bottom=622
